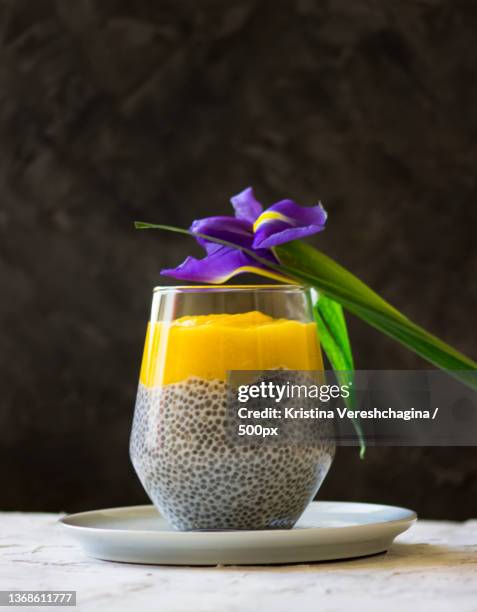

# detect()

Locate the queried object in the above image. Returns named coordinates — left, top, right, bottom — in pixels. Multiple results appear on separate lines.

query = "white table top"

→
left=1, top=512, right=476, bottom=612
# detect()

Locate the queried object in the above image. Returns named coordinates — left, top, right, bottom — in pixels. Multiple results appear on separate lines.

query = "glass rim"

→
left=153, top=284, right=307, bottom=294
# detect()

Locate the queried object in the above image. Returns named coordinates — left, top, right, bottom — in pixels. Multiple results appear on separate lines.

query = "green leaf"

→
left=274, top=241, right=477, bottom=389
left=312, top=293, right=365, bottom=458
left=315, top=294, right=354, bottom=371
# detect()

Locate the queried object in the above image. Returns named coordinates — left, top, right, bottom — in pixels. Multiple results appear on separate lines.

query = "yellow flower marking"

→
left=213, top=265, right=294, bottom=285
left=253, top=210, right=292, bottom=232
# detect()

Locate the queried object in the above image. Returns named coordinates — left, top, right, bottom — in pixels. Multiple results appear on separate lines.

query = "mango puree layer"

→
left=139, top=311, right=323, bottom=387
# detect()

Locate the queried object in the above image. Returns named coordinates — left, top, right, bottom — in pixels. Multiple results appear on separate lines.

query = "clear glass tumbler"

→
left=130, top=285, right=335, bottom=530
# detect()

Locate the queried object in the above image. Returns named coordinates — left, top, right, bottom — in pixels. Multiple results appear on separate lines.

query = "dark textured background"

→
left=1, top=0, right=476, bottom=518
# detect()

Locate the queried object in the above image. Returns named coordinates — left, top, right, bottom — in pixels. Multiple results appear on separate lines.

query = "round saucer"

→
left=60, top=501, right=416, bottom=566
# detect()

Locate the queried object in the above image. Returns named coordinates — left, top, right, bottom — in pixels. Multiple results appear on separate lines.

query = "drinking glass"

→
left=130, top=285, right=335, bottom=530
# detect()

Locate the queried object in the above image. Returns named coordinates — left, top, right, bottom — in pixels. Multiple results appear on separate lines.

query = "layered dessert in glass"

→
left=130, top=286, right=335, bottom=530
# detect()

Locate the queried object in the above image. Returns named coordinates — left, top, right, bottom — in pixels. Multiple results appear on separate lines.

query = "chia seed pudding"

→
left=130, top=374, right=335, bottom=531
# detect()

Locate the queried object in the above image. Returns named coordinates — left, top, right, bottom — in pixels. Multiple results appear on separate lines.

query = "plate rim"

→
left=59, top=501, right=417, bottom=538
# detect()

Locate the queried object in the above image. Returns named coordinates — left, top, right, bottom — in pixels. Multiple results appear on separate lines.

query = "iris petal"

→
left=230, top=187, right=263, bottom=223
left=161, top=246, right=289, bottom=284
left=253, top=200, right=327, bottom=249
left=160, top=188, right=327, bottom=284
left=191, top=216, right=253, bottom=249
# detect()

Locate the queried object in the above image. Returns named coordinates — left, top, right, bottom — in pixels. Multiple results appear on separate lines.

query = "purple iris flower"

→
left=161, top=187, right=327, bottom=283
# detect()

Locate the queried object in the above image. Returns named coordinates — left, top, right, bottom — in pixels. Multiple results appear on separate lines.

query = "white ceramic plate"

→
left=60, top=501, right=416, bottom=565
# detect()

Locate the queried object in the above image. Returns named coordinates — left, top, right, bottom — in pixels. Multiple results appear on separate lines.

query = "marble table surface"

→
left=0, top=512, right=476, bottom=612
